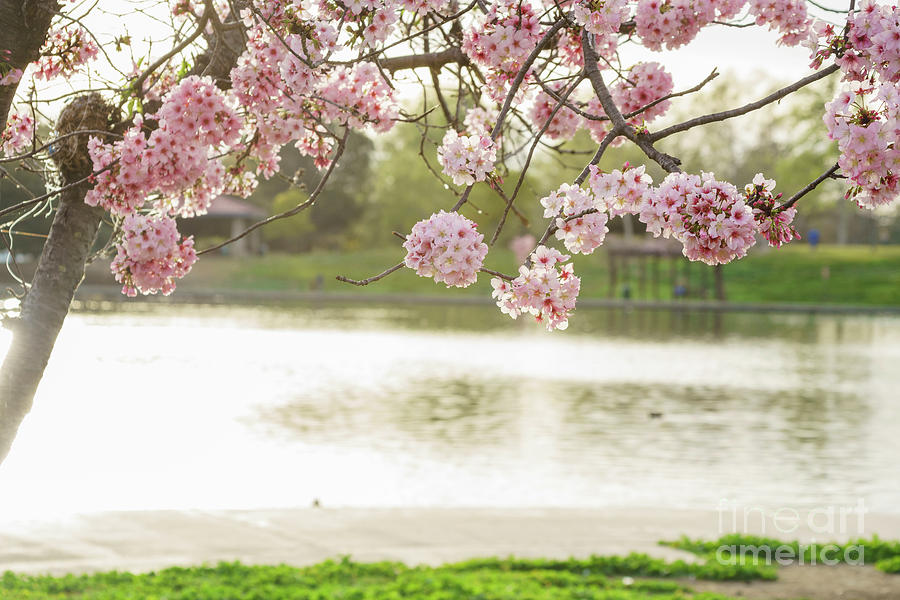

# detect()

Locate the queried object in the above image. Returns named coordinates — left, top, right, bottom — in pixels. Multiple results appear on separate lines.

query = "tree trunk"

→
left=0, top=0, right=59, bottom=124
left=0, top=2, right=249, bottom=467
left=0, top=187, right=101, bottom=464
left=0, top=92, right=113, bottom=466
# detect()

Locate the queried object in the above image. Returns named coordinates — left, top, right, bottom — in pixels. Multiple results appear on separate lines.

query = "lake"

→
left=0, top=301, right=898, bottom=521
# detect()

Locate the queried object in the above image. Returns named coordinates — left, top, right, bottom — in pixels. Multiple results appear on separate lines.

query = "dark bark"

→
left=0, top=0, right=60, bottom=125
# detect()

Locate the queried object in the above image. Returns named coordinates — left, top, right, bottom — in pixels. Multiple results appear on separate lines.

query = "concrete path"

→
left=2, top=507, right=899, bottom=575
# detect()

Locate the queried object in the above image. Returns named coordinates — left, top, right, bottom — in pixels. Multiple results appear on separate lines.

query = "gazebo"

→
left=179, top=195, right=268, bottom=257
left=605, top=236, right=726, bottom=301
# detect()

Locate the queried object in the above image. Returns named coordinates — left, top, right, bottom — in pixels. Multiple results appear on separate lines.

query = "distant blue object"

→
left=808, top=229, right=820, bottom=247
left=674, top=284, right=687, bottom=298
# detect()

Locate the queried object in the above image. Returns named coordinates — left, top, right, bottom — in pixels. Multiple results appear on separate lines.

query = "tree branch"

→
left=336, top=261, right=404, bottom=285
left=650, top=64, right=840, bottom=142
left=782, top=162, right=841, bottom=208
left=199, top=129, right=350, bottom=255
left=380, top=47, right=469, bottom=72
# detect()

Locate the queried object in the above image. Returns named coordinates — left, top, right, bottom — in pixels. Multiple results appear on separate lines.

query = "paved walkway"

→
left=2, top=507, right=899, bottom=575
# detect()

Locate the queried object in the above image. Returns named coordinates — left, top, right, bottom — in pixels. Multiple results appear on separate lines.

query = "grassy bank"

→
left=6, top=534, right=900, bottom=600
left=0, top=552, right=776, bottom=600
left=173, top=244, right=900, bottom=306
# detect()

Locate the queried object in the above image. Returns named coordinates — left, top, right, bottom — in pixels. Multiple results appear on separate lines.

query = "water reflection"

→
left=261, top=373, right=882, bottom=509
left=0, top=302, right=897, bottom=519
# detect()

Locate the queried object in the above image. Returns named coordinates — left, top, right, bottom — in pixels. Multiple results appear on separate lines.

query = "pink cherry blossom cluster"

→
left=361, top=4, right=400, bottom=47
left=230, top=13, right=398, bottom=175
left=462, top=0, right=541, bottom=96
left=437, top=129, right=497, bottom=186
left=0, top=69, right=22, bottom=85
left=743, top=173, right=800, bottom=248
left=748, top=0, right=811, bottom=47
left=634, top=0, right=709, bottom=51
left=554, top=28, right=588, bottom=69
left=824, top=85, right=900, bottom=208
left=281, top=24, right=339, bottom=94
left=317, top=63, right=399, bottom=133
left=403, top=210, right=489, bottom=288
left=1, top=112, right=34, bottom=156
left=572, top=0, right=630, bottom=36
left=491, top=246, right=581, bottom=331
left=529, top=88, right=583, bottom=140
left=397, top=0, right=448, bottom=12
left=611, top=62, right=674, bottom=123
left=0, top=50, right=22, bottom=86
left=110, top=213, right=197, bottom=297
left=86, top=75, right=243, bottom=217
left=540, top=183, right=608, bottom=255
left=319, top=0, right=399, bottom=47
left=639, top=171, right=757, bottom=265
left=635, top=0, right=745, bottom=51
left=588, top=163, right=653, bottom=217
left=463, top=106, right=497, bottom=136
left=582, top=62, right=672, bottom=144
left=231, top=22, right=309, bottom=176
left=35, top=26, right=98, bottom=80
left=840, top=1, right=900, bottom=83
left=810, top=2, right=899, bottom=208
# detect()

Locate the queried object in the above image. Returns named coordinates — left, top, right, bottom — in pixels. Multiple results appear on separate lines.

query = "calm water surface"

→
left=0, top=302, right=898, bottom=520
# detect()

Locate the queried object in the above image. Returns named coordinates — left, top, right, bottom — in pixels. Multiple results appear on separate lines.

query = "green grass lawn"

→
left=180, top=244, right=900, bottom=306
left=5, top=535, right=900, bottom=600
left=0, top=553, right=775, bottom=600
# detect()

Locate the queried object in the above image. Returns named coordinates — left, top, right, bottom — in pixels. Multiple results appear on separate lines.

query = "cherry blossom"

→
left=588, top=163, right=653, bottom=217
left=748, top=0, right=811, bottom=47
left=744, top=173, right=800, bottom=248
left=462, top=0, right=541, bottom=100
left=1, top=112, right=34, bottom=156
left=403, top=210, right=489, bottom=287
left=611, top=62, right=674, bottom=124
left=86, top=76, right=243, bottom=217
left=111, top=213, right=197, bottom=297
left=639, top=171, right=757, bottom=265
left=540, top=183, right=609, bottom=255
left=572, top=0, right=630, bottom=36
left=463, top=106, right=497, bottom=136
left=437, top=129, right=497, bottom=186
left=491, top=246, right=581, bottom=331
left=35, top=26, right=98, bottom=80
left=824, top=85, right=900, bottom=208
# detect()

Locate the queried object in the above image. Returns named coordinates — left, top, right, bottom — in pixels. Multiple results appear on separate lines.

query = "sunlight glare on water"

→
left=0, top=303, right=898, bottom=522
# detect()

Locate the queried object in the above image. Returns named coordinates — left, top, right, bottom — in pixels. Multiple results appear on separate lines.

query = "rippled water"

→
left=0, top=302, right=898, bottom=520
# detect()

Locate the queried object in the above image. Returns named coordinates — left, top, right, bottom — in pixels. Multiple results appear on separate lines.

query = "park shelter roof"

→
left=203, top=195, right=268, bottom=219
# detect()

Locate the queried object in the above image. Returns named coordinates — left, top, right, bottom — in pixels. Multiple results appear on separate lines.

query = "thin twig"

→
left=451, top=17, right=567, bottom=212
left=198, top=129, right=350, bottom=255
left=782, top=162, right=841, bottom=208
left=336, top=261, right=404, bottom=285
left=480, top=267, right=514, bottom=280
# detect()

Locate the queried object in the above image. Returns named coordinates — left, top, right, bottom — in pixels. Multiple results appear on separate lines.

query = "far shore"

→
left=71, top=284, right=900, bottom=315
